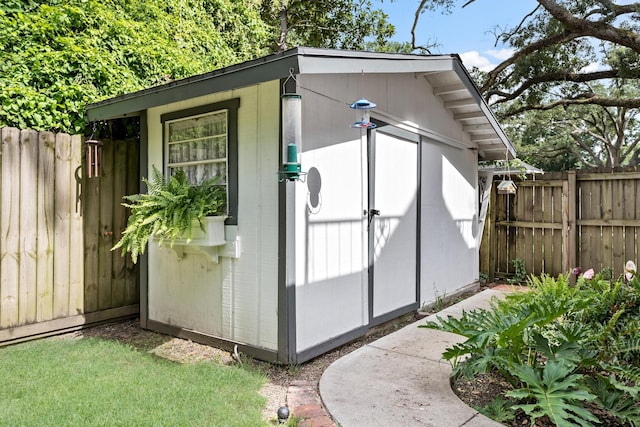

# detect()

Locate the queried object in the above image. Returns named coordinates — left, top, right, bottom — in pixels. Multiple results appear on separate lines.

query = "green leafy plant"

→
left=477, top=397, right=516, bottom=424
left=426, top=264, right=640, bottom=426
left=506, top=360, right=599, bottom=426
left=508, top=258, right=527, bottom=284
left=112, top=166, right=226, bottom=263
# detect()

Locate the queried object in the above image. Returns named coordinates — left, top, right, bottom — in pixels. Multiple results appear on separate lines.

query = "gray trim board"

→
left=294, top=324, right=369, bottom=364
left=139, top=111, right=149, bottom=329
left=0, top=305, right=139, bottom=346
left=146, top=320, right=280, bottom=363
left=370, top=302, right=419, bottom=328
left=86, top=54, right=300, bottom=122
left=277, top=77, right=297, bottom=364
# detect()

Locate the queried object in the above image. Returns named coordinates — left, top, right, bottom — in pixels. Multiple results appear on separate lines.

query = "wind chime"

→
left=85, top=124, right=103, bottom=178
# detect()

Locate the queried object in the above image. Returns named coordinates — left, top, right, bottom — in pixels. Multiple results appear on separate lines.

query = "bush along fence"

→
left=481, top=167, right=640, bottom=281
left=0, top=127, right=139, bottom=345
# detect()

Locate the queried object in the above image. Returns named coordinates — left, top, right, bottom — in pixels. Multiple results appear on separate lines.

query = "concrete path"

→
left=319, top=289, right=511, bottom=427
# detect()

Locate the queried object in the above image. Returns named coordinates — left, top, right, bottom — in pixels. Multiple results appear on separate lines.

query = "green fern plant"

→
left=477, top=397, right=516, bottom=424
left=112, top=166, right=226, bottom=263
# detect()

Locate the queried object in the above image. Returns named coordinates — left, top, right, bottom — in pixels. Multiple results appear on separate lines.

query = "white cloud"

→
left=460, top=48, right=516, bottom=72
left=460, top=51, right=495, bottom=72
left=486, top=48, right=514, bottom=61
left=580, top=61, right=605, bottom=73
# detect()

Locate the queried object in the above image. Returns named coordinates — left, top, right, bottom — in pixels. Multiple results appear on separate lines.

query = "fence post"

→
left=563, top=171, right=577, bottom=273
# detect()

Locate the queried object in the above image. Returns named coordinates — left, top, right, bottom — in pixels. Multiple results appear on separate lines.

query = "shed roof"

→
left=85, top=47, right=515, bottom=160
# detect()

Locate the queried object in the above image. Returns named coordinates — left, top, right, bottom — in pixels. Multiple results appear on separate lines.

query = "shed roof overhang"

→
left=85, top=47, right=515, bottom=161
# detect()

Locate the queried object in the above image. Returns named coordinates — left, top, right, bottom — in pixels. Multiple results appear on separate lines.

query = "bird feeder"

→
left=350, top=98, right=377, bottom=129
left=497, top=155, right=517, bottom=195
left=497, top=179, right=517, bottom=195
left=279, top=93, right=303, bottom=181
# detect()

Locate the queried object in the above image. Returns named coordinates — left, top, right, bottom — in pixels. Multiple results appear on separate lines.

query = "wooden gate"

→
left=482, top=168, right=640, bottom=280
left=0, top=128, right=139, bottom=345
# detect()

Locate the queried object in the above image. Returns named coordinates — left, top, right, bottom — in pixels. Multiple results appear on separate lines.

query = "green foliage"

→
left=425, top=267, right=640, bottom=425
left=477, top=397, right=516, bottom=424
left=507, top=257, right=527, bottom=284
left=586, top=375, right=640, bottom=426
left=112, top=166, right=227, bottom=263
left=260, top=0, right=394, bottom=51
left=506, top=360, right=599, bottom=427
left=0, top=0, right=269, bottom=133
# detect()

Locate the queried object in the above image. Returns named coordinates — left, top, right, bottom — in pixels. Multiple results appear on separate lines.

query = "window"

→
left=161, top=98, right=239, bottom=224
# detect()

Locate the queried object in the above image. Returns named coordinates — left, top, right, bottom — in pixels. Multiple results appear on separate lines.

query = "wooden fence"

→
left=0, top=127, right=139, bottom=344
left=481, top=168, right=640, bottom=280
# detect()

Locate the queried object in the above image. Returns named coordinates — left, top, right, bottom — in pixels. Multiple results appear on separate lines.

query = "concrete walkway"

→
left=319, top=288, right=513, bottom=427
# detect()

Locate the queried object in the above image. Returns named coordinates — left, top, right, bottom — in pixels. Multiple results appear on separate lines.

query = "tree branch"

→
left=504, top=96, right=640, bottom=117
left=487, top=69, right=621, bottom=104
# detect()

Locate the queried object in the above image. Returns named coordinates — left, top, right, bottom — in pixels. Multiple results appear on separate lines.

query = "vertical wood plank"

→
left=111, top=139, right=128, bottom=307
left=542, top=185, right=553, bottom=274
left=611, top=178, right=624, bottom=274
left=125, top=138, right=140, bottom=305
left=623, top=178, right=636, bottom=267
left=600, top=179, right=613, bottom=270
left=586, top=179, right=602, bottom=271
left=567, top=171, right=577, bottom=273
left=98, top=139, right=114, bottom=310
left=83, top=140, right=100, bottom=313
left=19, top=129, right=38, bottom=324
left=1, top=128, right=21, bottom=327
left=515, top=186, right=526, bottom=275
left=531, top=184, right=544, bottom=274
left=551, top=185, right=563, bottom=275
left=68, top=135, right=84, bottom=315
left=53, top=133, right=71, bottom=319
left=37, top=131, right=55, bottom=321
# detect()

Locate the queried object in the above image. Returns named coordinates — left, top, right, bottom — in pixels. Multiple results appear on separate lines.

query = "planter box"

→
left=154, top=216, right=232, bottom=262
left=169, top=216, right=227, bottom=246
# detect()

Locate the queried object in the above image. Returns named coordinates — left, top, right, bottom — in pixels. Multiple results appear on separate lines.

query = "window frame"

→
left=161, top=98, right=240, bottom=225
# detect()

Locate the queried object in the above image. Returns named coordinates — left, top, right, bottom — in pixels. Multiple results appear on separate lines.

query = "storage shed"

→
left=86, top=47, right=515, bottom=364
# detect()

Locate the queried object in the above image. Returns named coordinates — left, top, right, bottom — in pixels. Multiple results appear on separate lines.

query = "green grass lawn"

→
left=0, top=337, right=267, bottom=426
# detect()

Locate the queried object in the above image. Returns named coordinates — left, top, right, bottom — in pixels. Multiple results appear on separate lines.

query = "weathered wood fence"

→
left=0, top=127, right=139, bottom=345
left=481, top=168, right=640, bottom=280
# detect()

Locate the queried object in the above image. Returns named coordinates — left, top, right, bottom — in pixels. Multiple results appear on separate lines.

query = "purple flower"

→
left=582, top=268, right=595, bottom=280
left=571, top=267, right=582, bottom=275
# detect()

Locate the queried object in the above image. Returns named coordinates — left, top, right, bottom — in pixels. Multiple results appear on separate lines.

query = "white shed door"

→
left=369, top=128, right=418, bottom=320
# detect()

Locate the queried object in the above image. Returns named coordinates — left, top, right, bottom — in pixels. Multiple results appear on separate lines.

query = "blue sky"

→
left=375, top=0, right=539, bottom=70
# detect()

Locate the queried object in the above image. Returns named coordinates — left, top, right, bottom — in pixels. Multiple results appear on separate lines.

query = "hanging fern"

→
left=112, top=166, right=226, bottom=263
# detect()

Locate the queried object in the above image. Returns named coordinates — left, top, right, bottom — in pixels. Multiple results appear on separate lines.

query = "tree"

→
left=411, top=1, right=640, bottom=169
left=0, top=0, right=270, bottom=133
left=512, top=79, right=640, bottom=169
left=259, top=0, right=394, bottom=51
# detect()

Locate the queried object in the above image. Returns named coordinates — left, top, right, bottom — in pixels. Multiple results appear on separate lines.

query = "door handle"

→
left=366, top=209, right=380, bottom=227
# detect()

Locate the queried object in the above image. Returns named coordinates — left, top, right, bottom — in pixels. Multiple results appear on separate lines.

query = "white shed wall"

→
left=294, top=72, right=479, bottom=352
left=420, top=141, right=479, bottom=306
left=145, top=82, right=280, bottom=351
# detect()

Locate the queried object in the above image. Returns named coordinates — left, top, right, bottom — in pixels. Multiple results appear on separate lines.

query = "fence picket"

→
left=1, top=128, right=21, bottom=327
left=53, top=133, right=72, bottom=318
left=37, top=131, right=55, bottom=322
left=19, top=129, right=38, bottom=324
